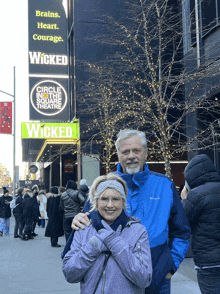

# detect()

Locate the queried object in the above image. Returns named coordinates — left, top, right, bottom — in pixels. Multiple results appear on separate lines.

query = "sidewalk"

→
left=0, top=217, right=201, bottom=294
left=172, top=258, right=201, bottom=293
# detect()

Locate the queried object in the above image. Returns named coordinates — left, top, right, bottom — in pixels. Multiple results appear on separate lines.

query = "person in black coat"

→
left=45, top=187, right=64, bottom=247
left=13, top=188, right=24, bottom=238
left=21, top=189, right=35, bottom=240
left=31, top=185, right=40, bottom=237
left=181, top=154, right=220, bottom=294
left=0, top=188, right=12, bottom=236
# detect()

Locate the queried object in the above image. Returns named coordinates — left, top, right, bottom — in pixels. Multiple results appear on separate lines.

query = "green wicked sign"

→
left=22, top=122, right=79, bottom=139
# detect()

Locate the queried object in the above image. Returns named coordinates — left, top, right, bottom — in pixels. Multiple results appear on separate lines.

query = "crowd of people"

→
left=0, top=179, right=89, bottom=247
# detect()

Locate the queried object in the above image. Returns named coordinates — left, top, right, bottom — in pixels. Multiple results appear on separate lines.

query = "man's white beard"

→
left=126, top=165, right=140, bottom=174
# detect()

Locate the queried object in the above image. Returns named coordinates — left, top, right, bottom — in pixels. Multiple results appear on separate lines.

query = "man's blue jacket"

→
left=116, top=163, right=191, bottom=290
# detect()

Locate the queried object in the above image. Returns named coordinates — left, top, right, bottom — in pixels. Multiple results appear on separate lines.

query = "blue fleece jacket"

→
left=116, top=163, right=190, bottom=289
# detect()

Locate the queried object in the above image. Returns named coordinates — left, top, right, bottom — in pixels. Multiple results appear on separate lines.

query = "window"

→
left=202, top=0, right=219, bottom=36
left=190, top=0, right=196, bottom=44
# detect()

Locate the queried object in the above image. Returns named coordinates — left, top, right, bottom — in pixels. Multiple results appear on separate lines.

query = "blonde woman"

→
left=62, top=174, right=152, bottom=294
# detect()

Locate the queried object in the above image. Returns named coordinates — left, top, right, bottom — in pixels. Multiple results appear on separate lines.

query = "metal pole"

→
left=60, top=152, right=62, bottom=187
left=13, top=66, right=16, bottom=198
left=77, top=140, right=81, bottom=183
left=49, top=147, right=52, bottom=191
left=195, top=0, right=200, bottom=68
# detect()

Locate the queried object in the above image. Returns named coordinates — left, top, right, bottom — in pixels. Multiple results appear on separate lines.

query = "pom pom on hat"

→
left=80, top=179, right=87, bottom=186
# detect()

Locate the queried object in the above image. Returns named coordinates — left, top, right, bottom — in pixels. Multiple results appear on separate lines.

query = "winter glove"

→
left=89, top=235, right=108, bottom=253
left=97, top=220, right=122, bottom=246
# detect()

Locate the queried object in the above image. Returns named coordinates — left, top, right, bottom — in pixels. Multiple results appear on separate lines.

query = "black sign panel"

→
left=28, top=0, right=69, bottom=121
left=28, top=0, right=68, bottom=75
left=29, top=77, right=69, bottom=120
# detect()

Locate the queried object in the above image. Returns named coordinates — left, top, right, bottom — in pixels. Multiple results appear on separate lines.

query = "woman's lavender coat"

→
left=62, top=215, right=152, bottom=294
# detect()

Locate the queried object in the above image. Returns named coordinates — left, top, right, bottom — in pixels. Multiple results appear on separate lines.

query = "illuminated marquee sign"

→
left=28, top=0, right=69, bottom=121
left=28, top=0, right=68, bottom=75
left=22, top=122, right=80, bottom=140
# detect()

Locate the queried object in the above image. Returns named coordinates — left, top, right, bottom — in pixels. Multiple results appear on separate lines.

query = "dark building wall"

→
left=182, top=0, right=220, bottom=170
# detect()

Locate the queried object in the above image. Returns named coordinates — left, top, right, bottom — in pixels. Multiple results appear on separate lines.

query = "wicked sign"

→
left=28, top=0, right=69, bottom=121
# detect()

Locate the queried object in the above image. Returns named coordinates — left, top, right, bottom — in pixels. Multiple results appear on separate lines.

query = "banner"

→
left=21, top=122, right=80, bottom=140
left=0, top=102, right=12, bottom=134
left=28, top=0, right=69, bottom=121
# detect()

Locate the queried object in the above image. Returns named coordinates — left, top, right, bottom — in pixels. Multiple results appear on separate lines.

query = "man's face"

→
left=117, top=135, right=147, bottom=174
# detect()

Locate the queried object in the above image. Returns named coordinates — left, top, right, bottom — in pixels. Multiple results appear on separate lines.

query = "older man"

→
left=70, top=129, right=191, bottom=294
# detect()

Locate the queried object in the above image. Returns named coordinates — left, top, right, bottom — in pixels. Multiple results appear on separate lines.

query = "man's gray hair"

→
left=115, top=129, right=147, bottom=151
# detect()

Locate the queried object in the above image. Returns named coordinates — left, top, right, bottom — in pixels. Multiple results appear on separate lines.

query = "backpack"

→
left=10, top=199, right=18, bottom=209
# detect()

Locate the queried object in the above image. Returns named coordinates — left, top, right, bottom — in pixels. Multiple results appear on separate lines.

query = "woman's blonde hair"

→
left=89, top=173, right=128, bottom=211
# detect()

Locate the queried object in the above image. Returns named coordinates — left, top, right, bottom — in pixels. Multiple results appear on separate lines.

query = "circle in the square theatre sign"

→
left=30, top=80, right=67, bottom=116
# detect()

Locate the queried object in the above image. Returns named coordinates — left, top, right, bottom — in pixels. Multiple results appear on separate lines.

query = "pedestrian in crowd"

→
left=31, top=184, right=40, bottom=236
left=45, top=187, right=64, bottom=247
left=70, top=129, right=191, bottom=293
left=0, top=187, right=13, bottom=236
left=62, top=174, right=152, bottom=293
left=60, top=180, right=87, bottom=242
left=21, top=188, right=35, bottom=240
left=181, top=154, right=220, bottom=294
left=37, top=189, right=48, bottom=228
left=79, top=181, right=89, bottom=209
left=59, top=187, right=66, bottom=195
left=13, top=187, right=24, bottom=238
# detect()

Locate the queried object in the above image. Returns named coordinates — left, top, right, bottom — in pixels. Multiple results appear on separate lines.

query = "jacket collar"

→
left=116, top=163, right=150, bottom=185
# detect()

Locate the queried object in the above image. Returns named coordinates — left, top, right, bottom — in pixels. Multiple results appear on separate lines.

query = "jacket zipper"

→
left=101, top=269, right=106, bottom=294
left=138, top=242, right=143, bottom=264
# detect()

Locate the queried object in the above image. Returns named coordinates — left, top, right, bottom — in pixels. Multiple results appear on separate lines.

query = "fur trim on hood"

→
left=31, top=185, right=39, bottom=192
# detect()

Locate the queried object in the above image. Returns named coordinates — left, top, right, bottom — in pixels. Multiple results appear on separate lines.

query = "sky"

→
left=0, top=1, right=29, bottom=179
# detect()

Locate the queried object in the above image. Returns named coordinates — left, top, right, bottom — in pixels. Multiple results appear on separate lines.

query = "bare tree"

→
left=75, top=0, right=220, bottom=178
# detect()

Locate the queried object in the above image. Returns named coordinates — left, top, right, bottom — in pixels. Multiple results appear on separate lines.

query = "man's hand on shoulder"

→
left=71, top=212, right=90, bottom=230
left=165, top=273, right=173, bottom=279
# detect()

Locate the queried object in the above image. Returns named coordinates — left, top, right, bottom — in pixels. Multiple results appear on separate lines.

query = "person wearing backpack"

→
left=60, top=180, right=87, bottom=242
left=13, top=188, right=24, bottom=238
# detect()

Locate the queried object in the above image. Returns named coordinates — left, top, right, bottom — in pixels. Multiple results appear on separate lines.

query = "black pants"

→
left=63, top=217, right=74, bottom=242
left=51, top=234, right=59, bottom=246
left=23, top=218, right=33, bottom=236
left=14, top=215, right=24, bottom=236
left=32, top=220, right=37, bottom=233
left=197, top=267, right=220, bottom=294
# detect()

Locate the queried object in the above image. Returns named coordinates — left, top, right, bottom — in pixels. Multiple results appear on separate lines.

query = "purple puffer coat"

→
left=62, top=215, right=152, bottom=294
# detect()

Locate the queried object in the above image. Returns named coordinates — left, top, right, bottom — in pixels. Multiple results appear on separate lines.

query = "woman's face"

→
left=97, top=188, right=123, bottom=224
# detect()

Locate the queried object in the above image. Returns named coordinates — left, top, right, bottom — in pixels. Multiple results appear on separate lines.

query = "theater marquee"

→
left=28, top=0, right=69, bottom=121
